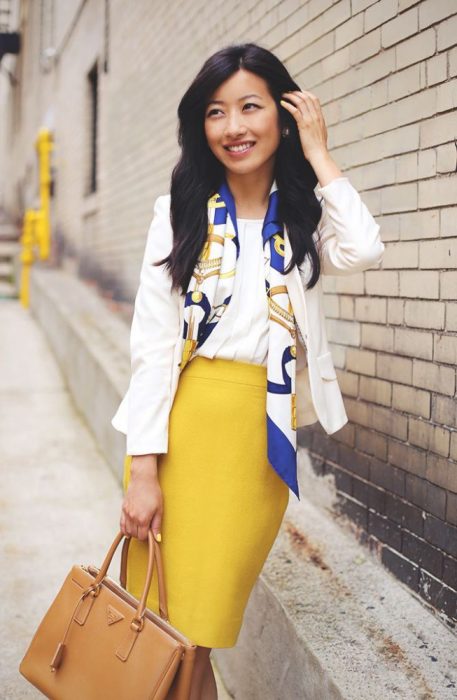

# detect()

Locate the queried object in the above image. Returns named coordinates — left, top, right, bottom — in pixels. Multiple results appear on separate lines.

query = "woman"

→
left=111, top=42, right=384, bottom=699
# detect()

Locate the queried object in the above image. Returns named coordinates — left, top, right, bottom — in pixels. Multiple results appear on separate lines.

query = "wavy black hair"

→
left=155, top=42, right=323, bottom=295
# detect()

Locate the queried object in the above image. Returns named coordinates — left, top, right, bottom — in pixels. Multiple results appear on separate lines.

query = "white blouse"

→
left=194, top=217, right=270, bottom=367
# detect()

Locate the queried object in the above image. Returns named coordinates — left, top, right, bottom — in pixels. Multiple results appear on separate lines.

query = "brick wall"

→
left=1, top=0, right=456, bottom=626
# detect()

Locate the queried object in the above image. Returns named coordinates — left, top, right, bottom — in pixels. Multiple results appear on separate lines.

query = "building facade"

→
left=1, top=0, right=456, bottom=626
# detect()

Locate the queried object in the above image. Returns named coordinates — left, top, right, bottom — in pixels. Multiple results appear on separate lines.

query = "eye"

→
left=243, top=102, right=260, bottom=110
left=206, top=108, right=223, bottom=117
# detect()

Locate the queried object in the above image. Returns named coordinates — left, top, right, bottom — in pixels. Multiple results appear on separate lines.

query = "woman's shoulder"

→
left=154, top=193, right=171, bottom=212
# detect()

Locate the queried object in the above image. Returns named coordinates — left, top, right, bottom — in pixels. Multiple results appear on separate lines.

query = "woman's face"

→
left=204, top=69, right=281, bottom=178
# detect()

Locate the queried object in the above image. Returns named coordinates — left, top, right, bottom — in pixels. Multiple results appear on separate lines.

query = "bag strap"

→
left=120, top=533, right=169, bottom=621
left=91, top=530, right=168, bottom=624
left=49, top=531, right=169, bottom=672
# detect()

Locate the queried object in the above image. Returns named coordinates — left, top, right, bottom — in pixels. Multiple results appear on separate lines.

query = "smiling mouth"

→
left=224, top=141, right=256, bottom=153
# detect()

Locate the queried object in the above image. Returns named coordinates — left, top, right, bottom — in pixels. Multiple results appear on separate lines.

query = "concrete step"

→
left=0, top=241, right=20, bottom=259
left=0, top=260, right=14, bottom=278
left=0, top=281, right=17, bottom=298
left=0, top=224, right=19, bottom=240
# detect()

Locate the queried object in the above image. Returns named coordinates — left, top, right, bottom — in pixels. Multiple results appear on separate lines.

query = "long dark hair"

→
left=155, top=42, right=322, bottom=295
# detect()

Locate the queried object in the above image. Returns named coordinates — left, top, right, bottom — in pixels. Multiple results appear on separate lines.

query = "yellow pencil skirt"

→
left=122, top=355, right=289, bottom=648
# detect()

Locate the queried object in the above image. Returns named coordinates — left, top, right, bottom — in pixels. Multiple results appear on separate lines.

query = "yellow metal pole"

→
left=19, top=128, right=53, bottom=306
left=19, top=210, right=37, bottom=308
left=35, top=128, right=53, bottom=260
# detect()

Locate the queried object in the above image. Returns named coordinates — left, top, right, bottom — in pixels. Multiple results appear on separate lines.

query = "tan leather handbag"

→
left=19, top=530, right=197, bottom=699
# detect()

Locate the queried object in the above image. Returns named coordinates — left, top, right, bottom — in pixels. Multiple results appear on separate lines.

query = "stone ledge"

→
left=29, top=266, right=457, bottom=699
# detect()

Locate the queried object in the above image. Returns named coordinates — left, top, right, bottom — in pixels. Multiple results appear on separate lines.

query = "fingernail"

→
left=154, top=532, right=162, bottom=542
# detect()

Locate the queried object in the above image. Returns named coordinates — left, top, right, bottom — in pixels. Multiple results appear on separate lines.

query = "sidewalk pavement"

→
left=0, top=299, right=231, bottom=698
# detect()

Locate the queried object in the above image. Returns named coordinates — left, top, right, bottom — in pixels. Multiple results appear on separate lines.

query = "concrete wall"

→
left=1, top=0, right=456, bottom=625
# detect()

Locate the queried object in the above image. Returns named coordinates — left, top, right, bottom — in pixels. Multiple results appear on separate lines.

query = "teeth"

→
left=227, top=142, right=254, bottom=152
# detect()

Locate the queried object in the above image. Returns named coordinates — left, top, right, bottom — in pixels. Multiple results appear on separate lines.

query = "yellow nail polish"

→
left=155, top=532, right=162, bottom=542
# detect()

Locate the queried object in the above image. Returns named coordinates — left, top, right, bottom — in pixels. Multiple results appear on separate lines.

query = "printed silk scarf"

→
left=178, top=179, right=300, bottom=499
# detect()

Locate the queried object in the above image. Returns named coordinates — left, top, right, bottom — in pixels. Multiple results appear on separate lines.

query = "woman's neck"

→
left=225, top=166, right=275, bottom=219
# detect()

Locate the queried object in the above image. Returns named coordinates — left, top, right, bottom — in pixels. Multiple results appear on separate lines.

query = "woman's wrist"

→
left=130, top=454, right=159, bottom=480
left=307, top=148, right=344, bottom=187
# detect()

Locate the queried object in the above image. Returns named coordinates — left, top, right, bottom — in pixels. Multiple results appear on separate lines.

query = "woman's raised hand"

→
left=120, top=455, right=163, bottom=542
left=280, top=90, right=328, bottom=162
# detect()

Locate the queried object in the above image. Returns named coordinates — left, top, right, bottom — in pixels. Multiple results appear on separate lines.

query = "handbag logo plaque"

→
left=106, top=604, right=124, bottom=625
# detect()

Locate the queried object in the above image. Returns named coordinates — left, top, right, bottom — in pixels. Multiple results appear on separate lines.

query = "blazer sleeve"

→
left=126, top=194, right=181, bottom=455
left=313, top=176, right=384, bottom=275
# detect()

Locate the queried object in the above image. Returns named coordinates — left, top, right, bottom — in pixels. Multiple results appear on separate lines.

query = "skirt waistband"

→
left=181, top=355, right=267, bottom=388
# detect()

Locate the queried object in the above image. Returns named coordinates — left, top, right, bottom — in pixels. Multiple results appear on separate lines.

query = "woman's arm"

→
left=313, top=175, right=384, bottom=276
left=126, top=194, right=181, bottom=455
left=278, top=91, right=384, bottom=277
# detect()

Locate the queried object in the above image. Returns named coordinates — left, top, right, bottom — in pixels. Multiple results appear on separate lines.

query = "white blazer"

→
left=111, top=176, right=384, bottom=455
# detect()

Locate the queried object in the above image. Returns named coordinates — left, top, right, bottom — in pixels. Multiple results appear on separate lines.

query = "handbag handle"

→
left=49, top=531, right=169, bottom=672
left=90, top=530, right=169, bottom=624
left=120, top=532, right=169, bottom=621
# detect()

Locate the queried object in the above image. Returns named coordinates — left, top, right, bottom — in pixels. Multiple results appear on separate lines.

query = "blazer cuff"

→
left=315, top=175, right=349, bottom=197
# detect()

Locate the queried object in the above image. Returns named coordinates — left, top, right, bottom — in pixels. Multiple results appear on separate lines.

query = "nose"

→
left=224, top=110, right=247, bottom=139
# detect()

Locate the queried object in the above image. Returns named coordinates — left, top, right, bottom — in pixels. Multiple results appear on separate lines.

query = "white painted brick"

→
left=365, top=270, right=399, bottom=296
left=346, top=347, right=377, bottom=375
left=412, top=359, right=455, bottom=396
left=446, top=303, right=457, bottom=332
left=361, top=323, right=394, bottom=352
left=399, top=0, right=419, bottom=10
left=409, top=417, right=450, bottom=457
left=365, top=0, right=398, bottom=33
left=378, top=213, right=400, bottom=242
left=392, top=384, right=431, bottom=418
left=382, top=241, right=419, bottom=269
left=394, top=327, right=434, bottom=360
left=450, top=46, right=457, bottom=77
left=360, top=375, right=392, bottom=406
left=399, top=209, right=439, bottom=240
left=396, top=27, right=436, bottom=70
left=340, top=295, right=355, bottom=320
left=421, top=112, right=457, bottom=148
left=377, top=352, right=413, bottom=383
left=354, top=297, right=387, bottom=323
left=434, top=334, right=457, bottom=365
left=426, top=54, right=448, bottom=86
left=381, top=6, right=418, bottom=48
left=399, top=271, right=440, bottom=298
left=335, top=12, right=364, bottom=49
left=417, top=148, right=436, bottom=179
left=404, top=300, right=446, bottom=330
left=381, top=182, right=418, bottom=214
left=387, top=299, right=404, bottom=325
left=353, top=0, right=378, bottom=13
left=388, top=63, right=422, bottom=101
left=437, top=145, right=457, bottom=175
left=418, top=238, right=457, bottom=269
left=326, top=318, right=361, bottom=346
left=419, top=174, right=457, bottom=209
left=322, top=293, right=340, bottom=317
left=419, top=0, right=457, bottom=30
left=333, top=273, right=366, bottom=295
left=277, top=0, right=303, bottom=23
left=321, top=0, right=352, bottom=35
left=437, top=77, right=457, bottom=112
left=441, top=271, right=457, bottom=300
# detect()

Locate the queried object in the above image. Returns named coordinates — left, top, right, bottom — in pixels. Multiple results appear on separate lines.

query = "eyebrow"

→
left=206, top=93, right=264, bottom=106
